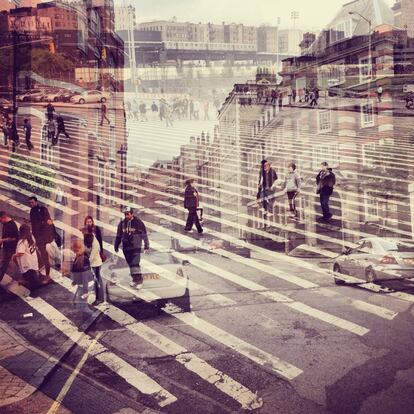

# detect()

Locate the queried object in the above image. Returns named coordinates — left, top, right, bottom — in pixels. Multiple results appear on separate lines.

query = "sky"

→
left=123, top=0, right=394, bottom=31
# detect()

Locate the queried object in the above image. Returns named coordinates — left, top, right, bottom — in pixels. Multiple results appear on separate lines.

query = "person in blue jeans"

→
left=316, top=162, right=336, bottom=221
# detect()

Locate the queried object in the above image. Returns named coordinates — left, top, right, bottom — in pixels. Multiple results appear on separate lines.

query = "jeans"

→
left=72, top=270, right=94, bottom=314
left=123, top=249, right=142, bottom=283
left=93, top=266, right=105, bottom=302
left=287, top=191, right=298, bottom=213
left=185, top=208, right=203, bottom=233
left=0, top=249, right=14, bottom=282
left=25, top=133, right=33, bottom=150
left=260, top=189, right=275, bottom=213
left=320, top=192, right=332, bottom=219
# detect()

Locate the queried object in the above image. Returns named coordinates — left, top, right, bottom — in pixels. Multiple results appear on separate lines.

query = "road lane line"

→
left=47, top=332, right=104, bottom=414
left=167, top=311, right=303, bottom=381
left=23, top=296, right=177, bottom=407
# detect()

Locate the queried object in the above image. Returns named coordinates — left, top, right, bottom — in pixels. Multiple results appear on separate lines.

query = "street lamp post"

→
left=349, top=11, right=373, bottom=96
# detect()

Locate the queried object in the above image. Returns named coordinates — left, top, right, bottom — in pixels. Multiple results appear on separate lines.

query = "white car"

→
left=102, top=251, right=191, bottom=312
left=70, top=90, right=111, bottom=104
left=42, top=89, right=64, bottom=102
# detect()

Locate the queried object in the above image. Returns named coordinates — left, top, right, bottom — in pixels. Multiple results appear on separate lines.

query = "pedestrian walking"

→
left=82, top=216, right=105, bottom=303
left=278, top=94, right=283, bottom=111
left=257, top=160, right=278, bottom=216
left=184, top=179, right=203, bottom=234
left=282, top=163, right=301, bottom=218
left=316, top=162, right=336, bottom=221
left=132, top=99, right=139, bottom=121
left=8, top=120, right=19, bottom=152
left=23, top=118, right=34, bottom=151
left=151, top=101, right=158, bottom=120
left=46, top=102, right=55, bottom=121
left=29, top=196, right=54, bottom=283
left=271, top=89, right=277, bottom=104
left=114, top=207, right=149, bottom=288
left=1, top=118, right=8, bottom=147
left=189, top=100, right=194, bottom=120
left=55, top=114, right=70, bottom=144
left=46, top=119, right=56, bottom=144
left=309, top=90, right=318, bottom=107
left=165, top=104, right=173, bottom=127
left=203, top=101, right=210, bottom=120
left=0, top=211, right=18, bottom=283
left=377, top=86, right=383, bottom=103
left=139, top=102, right=148, bottom=121
left=193, top=100, right=200, bottom=120
left=292, top=89, right=297, bottom=103
left=83, top=232, right=104, bottom=304
left=70, top=239, right=94, bottom=314
left=12, top=224, right=44, bottom=291
left=304, top=88, right=309, bottom=103
left=99, top=102, right=110, bottom=126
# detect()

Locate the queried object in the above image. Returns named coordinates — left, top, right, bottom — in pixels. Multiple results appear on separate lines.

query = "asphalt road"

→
left=1, top=251, right=414, bottom=414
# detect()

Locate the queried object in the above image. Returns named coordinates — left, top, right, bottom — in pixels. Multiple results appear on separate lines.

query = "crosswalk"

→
left=1, top=103, right=414, bottom=411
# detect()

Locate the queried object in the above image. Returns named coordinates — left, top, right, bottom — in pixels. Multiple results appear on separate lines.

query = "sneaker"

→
left=135, top=283, right=143, bottom=290
left=129, top=281, right=137, bottom=288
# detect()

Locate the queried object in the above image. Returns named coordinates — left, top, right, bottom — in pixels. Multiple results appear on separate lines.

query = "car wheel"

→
left=79, top=98, right=85, bottom=104
left=365, top=268, right=377, bottom=283
left=100, top=97, right=107, bottom=103
left=174, top=288, right=191, bottom=312
left=333, top=263, right=346, bottom=285
left=53, top=97, right=58, bottom=102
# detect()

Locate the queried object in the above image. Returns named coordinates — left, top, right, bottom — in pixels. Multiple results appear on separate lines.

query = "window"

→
left=318, top=110, right=331, bottom=133
left=364, top=191, right=379, bottom=221
left=359, top=57, right=371, bottom=82
left=361, top=102, right=374, bottom=127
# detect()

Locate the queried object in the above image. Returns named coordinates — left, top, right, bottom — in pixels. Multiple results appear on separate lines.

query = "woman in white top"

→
left=12, top=224, right=44, bottom=291
left=83, top=232, right=104, bottom=304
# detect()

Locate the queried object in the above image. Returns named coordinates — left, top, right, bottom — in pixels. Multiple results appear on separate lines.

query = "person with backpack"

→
left=282, top=163, right=301, bottom=218
left=316, top=161, right=336, bottom=221
left=184, top=179, right=203, bottom=234
left=12, top=224, right=44, bottom=291
left=257, top=160, right=278, bottom=217
left=114, top=207, right=149, bottom=289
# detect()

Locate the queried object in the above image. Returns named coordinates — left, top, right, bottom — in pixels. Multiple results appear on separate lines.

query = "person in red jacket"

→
left=184, top=179, right=203, bottom=234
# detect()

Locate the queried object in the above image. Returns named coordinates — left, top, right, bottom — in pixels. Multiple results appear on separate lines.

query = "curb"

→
left=0, top=311, right=101, bottom=408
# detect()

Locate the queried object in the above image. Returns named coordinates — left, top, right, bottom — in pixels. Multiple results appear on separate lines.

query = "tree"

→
left=30, top=48, right=75, bottom=81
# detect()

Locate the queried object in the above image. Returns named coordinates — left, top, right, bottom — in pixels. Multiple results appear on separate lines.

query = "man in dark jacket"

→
left=257, top=160, right=278, bottom=216
left=54, top=114, right=70, bottom=145
left=0, top=211, right=18, bottom=282
left=114, top=207, right=149, bottom=288
left=29, top=196, right=54, bottom=282
left=316, top=162, right=336, bottom=221
left=184, top=179, right=203, bottom=233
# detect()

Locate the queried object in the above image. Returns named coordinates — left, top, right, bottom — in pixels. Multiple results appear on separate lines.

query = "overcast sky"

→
left=124, top=0, right=394, bottom=31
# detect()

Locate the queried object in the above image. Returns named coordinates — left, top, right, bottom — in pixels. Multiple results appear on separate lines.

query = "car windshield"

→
left=379, top=239, right=414, bottom=252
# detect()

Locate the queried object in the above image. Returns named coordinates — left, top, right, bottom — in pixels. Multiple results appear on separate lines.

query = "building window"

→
left=318, top=110, right=331, bottom=133
left=361, top=102, right=374, bottom=127
left=364, top=191, right=379, bottom=221
left=359, top=57, right=371, bottom=82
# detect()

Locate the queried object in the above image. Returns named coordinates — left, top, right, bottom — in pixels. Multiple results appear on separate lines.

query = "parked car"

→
left=60, top=91, right=79, bottom=102
left=16, top=89, right=44, bottom=102
left=42, top=89, right=64, bottom=102
left=70, top=90, right=111, bottom=104
left=0, top=98, right=11, bottom=115
left=103, top=251, right=191, bottom=311
left=333, top=237, right=414, bottom=284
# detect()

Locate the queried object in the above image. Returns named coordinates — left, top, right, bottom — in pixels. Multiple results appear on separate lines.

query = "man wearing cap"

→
left=114, top=207, right=149, bottom=288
